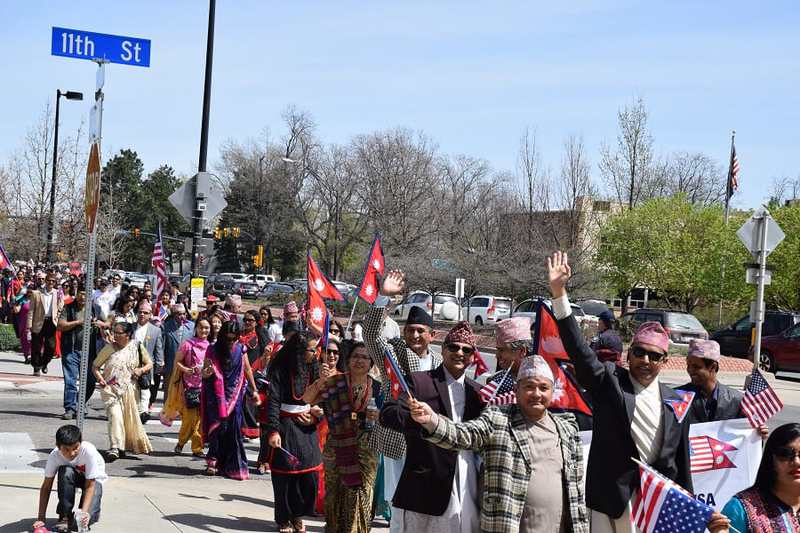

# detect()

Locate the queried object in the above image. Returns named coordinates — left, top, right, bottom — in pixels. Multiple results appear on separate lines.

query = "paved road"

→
left=1, top=349, right=799, bottom=532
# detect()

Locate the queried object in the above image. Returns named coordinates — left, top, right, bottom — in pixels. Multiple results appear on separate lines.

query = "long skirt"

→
left=100, top=385, right=153, bottom=454
left=323, top=431, right=379, bottom=533
left=206, top=399, right=249, bottom=480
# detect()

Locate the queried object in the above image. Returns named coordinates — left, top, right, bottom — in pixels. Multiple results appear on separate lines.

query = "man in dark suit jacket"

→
left=380, top=321, right=484, bottom=532
left=547, top=252, right=701, bottom=532
left=680, top=339, right=744, bottom=424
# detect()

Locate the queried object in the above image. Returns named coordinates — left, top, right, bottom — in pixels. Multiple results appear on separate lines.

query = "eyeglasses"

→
left=243, top=318, right=256, bottom=323
left=445, top=343, right=475, bottom=355
left=774, top=446, right=800, bottom=462
left=630, top=346, right=666, bottom=362
left=327, top=349, right=339, bottom=355
left=329, top=329, right=340, bottom=335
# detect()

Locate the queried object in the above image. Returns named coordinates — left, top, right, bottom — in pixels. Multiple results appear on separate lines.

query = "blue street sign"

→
left=51, top=27, right=151, bottom=67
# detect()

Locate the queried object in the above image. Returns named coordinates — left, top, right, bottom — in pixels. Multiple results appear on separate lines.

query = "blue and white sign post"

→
left=52, top=26, right=150, bottom=430
left=51, top=27, right=151, bottom=67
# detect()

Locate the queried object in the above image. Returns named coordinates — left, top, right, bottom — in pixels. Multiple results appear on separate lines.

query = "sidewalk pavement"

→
left=0, top=473, right=391, bottom=532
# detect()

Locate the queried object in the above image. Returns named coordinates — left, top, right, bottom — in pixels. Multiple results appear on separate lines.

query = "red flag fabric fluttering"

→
left=358, top=235, right=385, bottom=304
left=533, top=300, right=592, bottom=416
left=307, top=252, right=344, bottom=302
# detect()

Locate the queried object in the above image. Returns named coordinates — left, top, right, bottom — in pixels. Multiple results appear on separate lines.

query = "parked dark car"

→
left=711, top=311, right=800, bottom=358
left=232, top=281, right=260, bottom=300
left=620, top=308, right=708, bottom=347
left=207, top=276, right=235, bottom=299
left=259, top=282, right=296, bottom=299
left=755, top=321, right=800, bottom=374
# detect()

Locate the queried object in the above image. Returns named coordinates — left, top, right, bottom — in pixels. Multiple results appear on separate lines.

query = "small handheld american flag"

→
left=741, top=369, right=783, bottom=429
left=478, top=367, right=516, bottom=406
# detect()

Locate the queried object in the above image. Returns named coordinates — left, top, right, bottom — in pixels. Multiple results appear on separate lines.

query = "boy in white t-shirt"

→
left=33, top=425, right=107, bottom=532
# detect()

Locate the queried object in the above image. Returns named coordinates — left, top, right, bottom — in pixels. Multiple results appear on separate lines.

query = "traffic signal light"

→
left=133, top=228, right=141, bottom=238
left=232, top=227, right=241, bottom=238
left=254, top=244, right=264, bottom=268
left=214, top=227, right=221, bottom=240
left=223, top=227, right=230, bottom=238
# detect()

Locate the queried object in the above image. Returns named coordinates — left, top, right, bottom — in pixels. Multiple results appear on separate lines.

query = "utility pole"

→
left=191, top=0, right=216, bottom=278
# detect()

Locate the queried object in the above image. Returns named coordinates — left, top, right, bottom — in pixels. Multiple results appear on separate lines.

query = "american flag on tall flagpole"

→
left=727, top=137, right=740, bottom=199
left=151, top=222, right=168, bottom=299
left=741, top=369, right=783, bottom=429
left=631, top=460, right=713, bottom=533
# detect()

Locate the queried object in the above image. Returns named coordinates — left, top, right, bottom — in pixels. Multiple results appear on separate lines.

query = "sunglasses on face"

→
left=244, top=318, right=256, bottom=323
left=774, top=446, right=800, bottom=462
left=445, top=343, right=474, bottom=355
left=630, top=346, right=666, bottom=362
left=327, top=349, right=339, bottom=355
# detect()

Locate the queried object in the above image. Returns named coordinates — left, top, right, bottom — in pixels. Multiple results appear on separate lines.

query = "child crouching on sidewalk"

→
left=33, top=424, right=107, bottom=532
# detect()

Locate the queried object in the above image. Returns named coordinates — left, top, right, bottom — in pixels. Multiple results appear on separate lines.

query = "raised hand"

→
left=547, top=251, right=572, bottom=298
left=381, top=270, right=406, bottom=297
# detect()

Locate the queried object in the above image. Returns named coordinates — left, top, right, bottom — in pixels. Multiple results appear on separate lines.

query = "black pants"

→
left=31, top=320, right=57, bottom=371
left=57, top=465, right=103, bottom=526
left=271, top=471, right=318, bottom=524
left=149, top=372, right=162, bottom=408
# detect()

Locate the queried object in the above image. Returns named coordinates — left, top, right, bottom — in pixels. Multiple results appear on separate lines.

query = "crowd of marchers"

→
left=2, top=256, right=798, bottom=533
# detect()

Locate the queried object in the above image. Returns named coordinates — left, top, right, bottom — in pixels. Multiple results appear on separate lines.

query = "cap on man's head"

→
left=138, top=300, right=152, bottom=313
left=496, top=317, right=532, bottom=346
left=598, top=310, right=614, bottom=327
left=445, top=321, right=476, bottom=348
left=225, top=294, right=242, bottom=307
left=632, top=321, right=670, bottom=354
left=687, top=339, right=721, bottom=362
left=284, top=301, right=299, bottom=314
left=170, top=303, right=187, bottom=314
left=517, top=355, right=554, bottom=383
left=406, top=306, right=433, bottom=328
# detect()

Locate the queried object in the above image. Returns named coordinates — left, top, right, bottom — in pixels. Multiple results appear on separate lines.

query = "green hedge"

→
left=0, top=323, right=21, bottom=351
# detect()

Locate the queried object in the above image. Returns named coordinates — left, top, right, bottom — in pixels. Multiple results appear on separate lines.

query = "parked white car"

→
left=511, top=298, right=590, bottom=327
left=394, top=291, right=460, bottom=322
left=219, top=272, right=249, bottom=282
left=247, top=274, right=277, bottom=288
left=461, top=295, right=512, bottom=325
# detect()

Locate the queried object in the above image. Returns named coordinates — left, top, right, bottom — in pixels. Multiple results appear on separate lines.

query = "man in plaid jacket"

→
left=410, top=354, right=590, bottom=533
left=363, top=270, right=442, bottom=528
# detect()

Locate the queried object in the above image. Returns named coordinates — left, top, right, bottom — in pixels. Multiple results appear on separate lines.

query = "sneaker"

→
left=106, top=448, right=120, bottom=462
left=33, top=369, right=41, bottom=377
left=41, top=366, right=48, bottom=374
left=55, top=517, right=69, bottom=532
left=61, top=410, right=76, bottom=420
left=139, top=412, right=151, bottom=424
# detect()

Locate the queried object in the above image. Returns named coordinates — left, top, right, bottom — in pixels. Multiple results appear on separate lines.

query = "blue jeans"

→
left=61, top=350, right=81, bottom=413
left=56, top=465, right=103, bottom=526
left=61, top=349, right=98, bottom=413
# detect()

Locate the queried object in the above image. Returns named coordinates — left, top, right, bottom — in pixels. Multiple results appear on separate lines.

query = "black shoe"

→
left=140, top=412, right=150, bottom=424
left=106, top=448, right=119, bottom=462
left=41, top=366, right=48, bottom=374
left=61, top=410, right=76, bottom=420
left=23, top=356, right=31, bottom=365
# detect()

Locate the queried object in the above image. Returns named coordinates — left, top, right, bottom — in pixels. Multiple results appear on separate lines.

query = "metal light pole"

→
left=46, top=89, right=83, bottom=264
left=191, top=0, right=216, bottom=278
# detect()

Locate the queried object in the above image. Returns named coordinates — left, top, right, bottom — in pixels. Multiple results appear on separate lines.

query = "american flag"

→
left=632, top=461, right=713, bottom=533
left=689, top=435, right=737, bottom=474
left=727, top=140, right=740, bottom=199
left=151, top=222, right=168, bottom=299
left=478, top=368, right=516, bottom=406
left=741, top=369, right=783, bottom=429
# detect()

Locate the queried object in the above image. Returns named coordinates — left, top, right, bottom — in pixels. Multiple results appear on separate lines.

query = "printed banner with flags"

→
left=306, top=251, right=344, bottom=333
left=151, top=222, right=168, bottom=301
left=0, top=244, right=15, bottom=273
left=357, top=234, right=385, bottom=304
left=688, top=418, right=762, bottom=510
left=531, top=300, right=592, bottom=416
left=632, top=460, right=713, bottom=533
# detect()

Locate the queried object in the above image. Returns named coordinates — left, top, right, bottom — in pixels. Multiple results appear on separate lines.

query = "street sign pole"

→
left=191, top=0, right=217, bottom=282
left=77, top=62, right=105, bottom=431
left=751, top=213, right=769, bottom=371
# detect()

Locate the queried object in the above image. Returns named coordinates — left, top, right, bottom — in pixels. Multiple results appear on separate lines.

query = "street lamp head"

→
left=281, top=157, right=300, bottom=164
left=64, top=91, right=84, bottom=101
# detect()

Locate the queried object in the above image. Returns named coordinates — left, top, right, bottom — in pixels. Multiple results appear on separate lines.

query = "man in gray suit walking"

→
left=133, top=300, right=163, bottom=423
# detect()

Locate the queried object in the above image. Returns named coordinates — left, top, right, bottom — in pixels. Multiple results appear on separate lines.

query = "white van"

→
left=248, top=274, right=277, bottom=288
left=219, top=272, right=249, bottom=282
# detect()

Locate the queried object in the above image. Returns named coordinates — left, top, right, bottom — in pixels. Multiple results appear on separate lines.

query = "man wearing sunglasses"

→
left=381, top=321, right=484, bottom=533
left=547, top=251, right=710, bottom=533
left=27, top=272, right=63, bottom=376
left=363, top=269, right=443, bottom=530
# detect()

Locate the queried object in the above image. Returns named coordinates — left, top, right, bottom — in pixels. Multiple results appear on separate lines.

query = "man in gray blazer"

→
left=133, top=300, right=163, bottom=423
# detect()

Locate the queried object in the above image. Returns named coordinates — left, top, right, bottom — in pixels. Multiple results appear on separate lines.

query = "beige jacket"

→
left=26, top=289, right=62, bottom=334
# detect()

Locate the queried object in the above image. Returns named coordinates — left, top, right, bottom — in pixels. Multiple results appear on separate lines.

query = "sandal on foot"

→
left=257, top=463, right=270, bottom=474
left=106, top=448, right=120, bottom=462
left=278, top=523, right=293, bottom=533
left=291, top=519, right=306, bottom=532
left=204, top=466, right=217, bottom=476
left=174, top=444, right=183, bottom=454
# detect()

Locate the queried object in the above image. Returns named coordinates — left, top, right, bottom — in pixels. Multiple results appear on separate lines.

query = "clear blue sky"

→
left=2, top=1, right=798, bottom=210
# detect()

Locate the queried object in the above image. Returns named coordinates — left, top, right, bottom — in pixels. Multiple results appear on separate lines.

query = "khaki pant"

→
left=178, top=406, right=202, bottom=454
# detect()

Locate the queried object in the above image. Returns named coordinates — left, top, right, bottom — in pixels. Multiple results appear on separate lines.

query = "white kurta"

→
left=394, top=368, right=480, bottom=533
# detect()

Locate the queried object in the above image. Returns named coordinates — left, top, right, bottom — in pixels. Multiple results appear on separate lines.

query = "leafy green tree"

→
left=765, top=203, right=800, bottom=309
left=596, top=195, right=749, bottom=312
